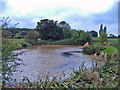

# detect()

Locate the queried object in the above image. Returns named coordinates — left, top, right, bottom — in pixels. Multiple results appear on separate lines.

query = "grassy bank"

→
left=108, top=38, right=119, bottom=41
left=50, top=38, right=74, bottom=45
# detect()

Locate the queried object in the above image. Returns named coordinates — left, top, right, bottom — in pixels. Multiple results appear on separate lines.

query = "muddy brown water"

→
left=12, top=45, right=96, bottom=82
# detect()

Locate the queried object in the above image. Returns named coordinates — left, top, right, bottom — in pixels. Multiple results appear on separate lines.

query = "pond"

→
left=13, top=45, right=96, bottom=82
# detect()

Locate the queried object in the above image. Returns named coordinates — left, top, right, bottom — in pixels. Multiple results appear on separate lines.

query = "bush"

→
left=21, top=42, right=30, bottom=48
left=82, top=45, right=106, bottom=55
left=25, top=30, right=39, bottom=45
left=82, top=46, right=96, bottom=55
left=38, top=40, right=47, bottom=45
left=79, top=32, right=92, bottom=45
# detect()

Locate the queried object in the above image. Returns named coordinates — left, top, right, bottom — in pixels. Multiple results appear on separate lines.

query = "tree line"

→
left=1, top=17, right=118, bottom=45
left=26, top=19, right=100, bottom=45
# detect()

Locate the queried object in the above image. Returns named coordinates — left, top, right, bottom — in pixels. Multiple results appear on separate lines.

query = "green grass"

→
left=7, top=38, right=25, bottom=41
left=108, top=38, right=120, bottom=43
left=50, top=38, right=73, bottom=45
left=101, top=46, right=118, bottom=55
left=108, top=38, right=118, bottom=41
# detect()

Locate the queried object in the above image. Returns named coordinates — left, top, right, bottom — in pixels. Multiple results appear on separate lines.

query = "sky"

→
left=0, top=0, right=119, bottom=35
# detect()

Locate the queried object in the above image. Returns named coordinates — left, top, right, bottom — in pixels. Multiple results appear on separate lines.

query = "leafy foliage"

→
left=14, top=32, right=23, bottom=39
left=99, top=32, right=108, bottom=44
left=82, top=45, right=105, bottom=55
left=99, top=24, right=107, bottom=35
left=25, top=30, right=39, bottom=45
left=89, top=30, right=98, bottom=38
left=72, top=30, right=79, bottom=43
left=99, top=24, right=108, bottom=44
left=58, top=21, right=72, bottom=39
left=80, top=31, right=92, bottom=45
left=2, top=39, right=22, bottom=84
left=71, top=30, right=92, bottom=45
left=36, top=19, right=64, bottom=40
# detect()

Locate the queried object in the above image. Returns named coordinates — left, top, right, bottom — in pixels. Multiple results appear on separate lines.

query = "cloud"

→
left=91, top=3, right=118, bottom=24
left=1, top=0, right=118, bottom=35
left=4, top=0, right=115, bottom=16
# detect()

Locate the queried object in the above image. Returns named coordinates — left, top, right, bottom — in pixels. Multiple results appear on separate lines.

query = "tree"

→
left=25, top=30, right=39, bottom=45
left=15, top=32, right=22, bottom=39
left=36, top=19, right=63, bottom=40
left=109, top=34, right=115, bottom=38
left=72, top=30, right=79, bottom=42
left=58, top=21, right=72, bottom=39
left=98, top=24, right=108, bottom=44
left=79, top=31, right=92, bottom=45
left=71, top=30, right=92, bottom=45
left=89, top=30, right=98, bottom=38
left=99, top=24, right=104, bottom=35
left=99, top=24, right=107, bottom=36
left=99, top=32, right=108, bottom=44
left=104, top=26, right=107, bottom=33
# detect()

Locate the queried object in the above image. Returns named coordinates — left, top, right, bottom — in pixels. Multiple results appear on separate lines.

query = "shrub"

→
left=82, top=46, right=96, bottom=55
left=79, top=32, right=92, bottom=45
left=21, top=42, right=30, bottom=48
left=25, top=30, right=39, bottom=45
left=82, top=45, right=105, bottom=55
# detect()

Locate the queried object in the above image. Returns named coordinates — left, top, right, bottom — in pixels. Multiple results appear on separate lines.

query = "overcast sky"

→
left=0, top=0, right=119, bottom=35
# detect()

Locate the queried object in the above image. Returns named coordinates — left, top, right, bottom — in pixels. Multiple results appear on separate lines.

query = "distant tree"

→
left=99, top=32, right=108, bottom=44
left=25, top=30, right=39, bottom=45
left=99, top=24, right=107, bottom=36
left=80, top=31, right=92, bottom=45
left=58, top=21, right=72, bottom=39
left=104, top=26, right=107, bottom=33
left=109, top=34, right=115, bottom=38
left=15, top=32, right=22, bottom=39
left=36, top=19, right=63, bottom=40
left=89, top=30, right=98, bottom=38
left=71, top=30, right=92, bottom=45
left=98, top=24, right=108, bottom=44
left=58, top=21, right=71, bottom=28
left=99, top=24, right=104, bottom=35
left=72, top=30, right=79, bottom=42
